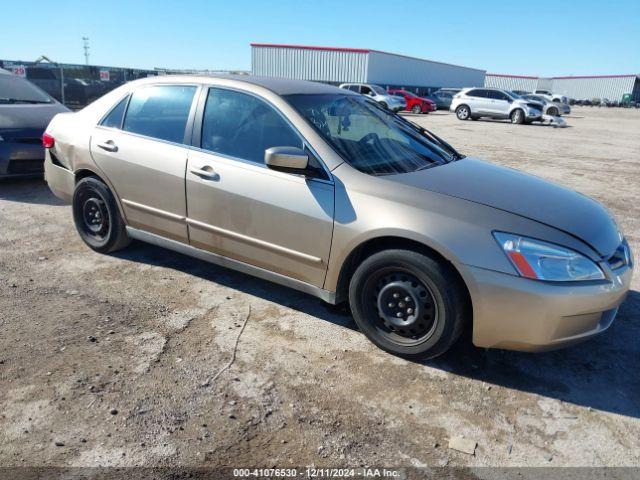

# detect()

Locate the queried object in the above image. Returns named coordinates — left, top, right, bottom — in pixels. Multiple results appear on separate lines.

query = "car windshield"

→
left=507, top=91, right=522, bottom=100
left=285, top=93, right=458, bottom=176
left=0, top=75, right=53, bottom=104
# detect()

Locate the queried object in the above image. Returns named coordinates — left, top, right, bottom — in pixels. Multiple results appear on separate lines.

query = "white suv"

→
left=450, top=88, right=544, bottom=124
left=339, top=83, right=406, bottom=112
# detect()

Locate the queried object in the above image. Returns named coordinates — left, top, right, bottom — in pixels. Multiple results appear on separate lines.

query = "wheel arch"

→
left=333, top=236, right=473, bottom=319
left=73, top=168, right=127, bottom=221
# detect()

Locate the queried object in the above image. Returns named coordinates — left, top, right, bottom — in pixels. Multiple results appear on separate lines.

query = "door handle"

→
left=190, top=166, right=219, bottom=181
left=97, top=141, right=118, bottom=152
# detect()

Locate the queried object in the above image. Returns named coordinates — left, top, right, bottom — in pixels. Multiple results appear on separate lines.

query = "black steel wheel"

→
left=72, top=176, right=130, bottom=253
left=349, top=249, right=469, bottom=359
left=368, top=270, right=438, bottom=345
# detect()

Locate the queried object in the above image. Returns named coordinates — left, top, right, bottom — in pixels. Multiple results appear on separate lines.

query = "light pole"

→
left=82, top=37, right=90, bottom=65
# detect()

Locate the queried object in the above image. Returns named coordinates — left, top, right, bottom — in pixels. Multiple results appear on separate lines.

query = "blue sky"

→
left=1, top=0, right=639, bottom=76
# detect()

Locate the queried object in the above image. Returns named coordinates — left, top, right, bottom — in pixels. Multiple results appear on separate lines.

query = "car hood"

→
left=0, top=102, right=69, bottom=130
left=387, top=157, right=620, bottom=257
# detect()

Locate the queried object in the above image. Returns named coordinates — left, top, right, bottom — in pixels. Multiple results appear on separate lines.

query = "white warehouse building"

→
left=485, top=73, right=640, bottom=102
left=251, top=43, right=486, bottom=95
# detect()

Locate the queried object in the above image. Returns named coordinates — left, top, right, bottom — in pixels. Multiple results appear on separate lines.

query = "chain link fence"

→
left=0, top=60, right=161, bottom=110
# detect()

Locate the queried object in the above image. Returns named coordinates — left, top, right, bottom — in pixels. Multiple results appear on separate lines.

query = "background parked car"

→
left=339, top=83, right=405, bottom=112
left=520, top=93, right=571, bottom=116
left=426, top=90, right=454, bottom=110
left=451, top=88, right=543, bottom=124
left=387, top=89, right=436, bottom=114
left=0, top=68, right=69, bottom=177
left=534, top=89, right=569, bottom=104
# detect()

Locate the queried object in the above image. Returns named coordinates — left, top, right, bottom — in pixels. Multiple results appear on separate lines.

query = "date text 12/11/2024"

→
left=232, top=468, right=403, bottom=478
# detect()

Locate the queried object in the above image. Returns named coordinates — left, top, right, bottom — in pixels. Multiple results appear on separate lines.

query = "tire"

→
left=470, top=116, right=479, bottom=121
left=510, top=108, right=525, bottom=124
left=379, top=102, right=388, bottom=110
left=411, top=104, right=422, bottom=114
left=455, top=105, right=471, bottom=120
left=348, top=249, right=469, bottom=359
left=72, top=176, right=131, bottom=253
left=548, top=107, right=559, bottom=116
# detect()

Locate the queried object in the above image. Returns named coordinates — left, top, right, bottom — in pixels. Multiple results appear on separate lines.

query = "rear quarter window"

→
left=100, top=96, right=129, bottom=129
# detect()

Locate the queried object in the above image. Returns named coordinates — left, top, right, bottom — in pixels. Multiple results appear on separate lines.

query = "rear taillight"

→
left=42, top=132, right=55, bottom=149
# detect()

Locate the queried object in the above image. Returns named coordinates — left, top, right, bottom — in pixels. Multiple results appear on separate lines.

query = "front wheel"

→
left=548, top=107, right=559, bottom=116
left=510, top=108, right=525, bottom=124
left=455, top=105, right=471, bottom=120
left=72, top=176, right=131, bottom=253
left=348, top=250, right=469, bottom=359
left=411, top=104, right=422, bottom=114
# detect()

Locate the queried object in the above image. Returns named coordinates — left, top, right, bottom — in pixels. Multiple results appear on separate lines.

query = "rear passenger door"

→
left=466, top=89, right=491, bottom=114
left=90, top=84, right=198, bottom=242
left=185, top=86, right=334, bottom=287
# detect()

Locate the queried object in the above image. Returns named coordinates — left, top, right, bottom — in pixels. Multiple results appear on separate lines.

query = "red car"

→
left=387, top=89, right=436, bottom=114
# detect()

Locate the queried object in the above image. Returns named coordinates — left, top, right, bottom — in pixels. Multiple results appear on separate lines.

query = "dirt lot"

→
left=1, top=107, right=639, bottom=473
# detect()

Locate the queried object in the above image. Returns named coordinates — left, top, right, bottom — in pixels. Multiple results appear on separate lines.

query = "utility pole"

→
left=82, top=37, right=90, bottom=65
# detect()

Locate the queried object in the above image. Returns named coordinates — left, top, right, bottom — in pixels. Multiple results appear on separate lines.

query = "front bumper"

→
left=464, top=264, right=633, bottom=351
left=524, top=109, right=543, bottom=120
left=0, top=138, right=45, bottom=178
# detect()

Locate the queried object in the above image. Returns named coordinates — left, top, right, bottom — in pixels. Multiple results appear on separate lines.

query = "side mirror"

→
left=265, top=146, right=309, bottom=174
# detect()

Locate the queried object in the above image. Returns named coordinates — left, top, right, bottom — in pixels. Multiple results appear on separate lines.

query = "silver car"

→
left=339, top=83, right=406, bottom=112
left=44, top=75, right=633, bottom=359
left=451, top=88, right=544, bottom=124
left=521, top=94, right=571, bottom=116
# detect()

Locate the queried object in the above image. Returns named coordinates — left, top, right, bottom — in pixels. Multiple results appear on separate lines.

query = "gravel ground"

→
left=1, top=107, right=638, bottom=472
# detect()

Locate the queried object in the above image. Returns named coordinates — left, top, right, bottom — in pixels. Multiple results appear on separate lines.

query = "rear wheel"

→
left=411, top=104, right=422, bottom=114
left=510, top=108, right=525, bottom=124
left=348, top=249, right=469, bottom=359
left=456, top=105, right=471, bottom=120
left=548, top=106, right=559, bottom=116
left=72, top=176, right=130, bottom=253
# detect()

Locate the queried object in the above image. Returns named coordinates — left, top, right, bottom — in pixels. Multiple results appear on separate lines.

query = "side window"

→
left=348, top=85, right=360, bottom=92
left=488, top=90, right=507, bottom=100
left=467, top=89, right=484, bottom=98
left=360, top=85, right=372, bottom=95
left=123, top=85, right=196, bottom=144
left=201, top=88, right=303, bottom=164
left=100, top=96, right=129, bottom=129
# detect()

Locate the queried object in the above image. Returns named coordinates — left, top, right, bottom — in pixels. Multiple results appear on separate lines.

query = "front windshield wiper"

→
left=0, top=98, right=51, bottom=104
left=393, top=114, right=465, bottom=161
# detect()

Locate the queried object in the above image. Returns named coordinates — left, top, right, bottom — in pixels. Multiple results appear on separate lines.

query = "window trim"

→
left=191, top=85, right=332, bottom=183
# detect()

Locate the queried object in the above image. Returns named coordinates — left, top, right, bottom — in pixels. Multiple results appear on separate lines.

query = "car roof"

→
left=133, top=74, right=357, bottom=96
left=141, top=74, right=356, bottom=95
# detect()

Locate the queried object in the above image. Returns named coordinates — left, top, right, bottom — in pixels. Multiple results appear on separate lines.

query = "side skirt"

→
left=125, top=227, right=337, bottom=304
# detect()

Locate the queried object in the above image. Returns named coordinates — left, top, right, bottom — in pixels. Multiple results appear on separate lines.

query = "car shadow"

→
left=0, top=177, right=67, bottom=206
left=114, top=241, right=639, bottom=419
left=111, top=241, right=358, bottom=331
left=426, top=289, right=640, bottom=418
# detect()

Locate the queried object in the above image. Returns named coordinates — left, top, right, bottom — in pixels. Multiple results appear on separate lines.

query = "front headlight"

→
left=493, top=232, right=605, bottom=281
